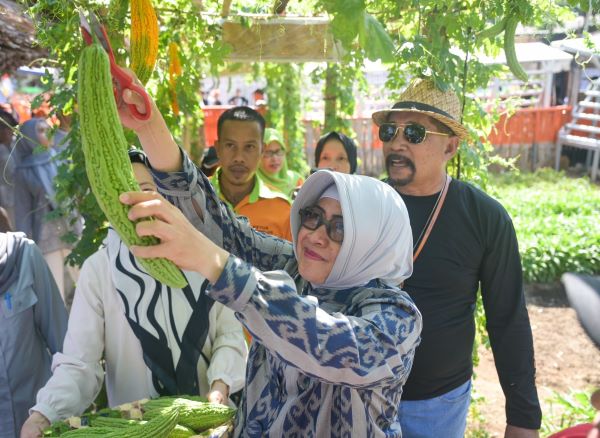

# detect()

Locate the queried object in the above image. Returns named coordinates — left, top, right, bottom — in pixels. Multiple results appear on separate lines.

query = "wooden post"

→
left=221, top=0, right=232, bottom=18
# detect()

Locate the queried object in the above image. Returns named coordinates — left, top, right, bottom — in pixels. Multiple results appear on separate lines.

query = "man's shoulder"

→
left=450, top=179, right=514, bottom=228
left=451, top=179, right=507, bottom=210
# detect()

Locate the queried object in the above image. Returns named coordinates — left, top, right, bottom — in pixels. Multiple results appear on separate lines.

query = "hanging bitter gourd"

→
left=475, top=17, right=507, bottom=44
left=503, top=16, right=528, bottom=82
left=78, top=44, right=187, bottom=288
left=130, top=0, right=159, bottom=85
left=168, top=42, right=182, bottom=116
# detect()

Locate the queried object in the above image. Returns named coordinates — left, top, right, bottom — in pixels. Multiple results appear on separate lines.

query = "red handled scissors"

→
left=79, top=10, right=152, bottom=121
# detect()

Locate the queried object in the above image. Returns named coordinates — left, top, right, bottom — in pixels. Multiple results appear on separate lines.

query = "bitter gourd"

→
left=503, top=16, right=528, bottom=82
left=104, top=406, right=179, bottom=437
left=475, top=17, right=507, bottom=44
left=92, top=416, right=194, bottom=437
left=130, top=0, right=159, bottom=85
left=60, top=427, right=120, bottom=437
left=168, top=42, right=182, bottom=116
left=78, top=44, right=187, bottom=288
left=143, top=398, right=235, bottom=432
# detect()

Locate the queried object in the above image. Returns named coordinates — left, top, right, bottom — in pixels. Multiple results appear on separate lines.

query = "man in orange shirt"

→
left=210, top=106, right=292, bottom=241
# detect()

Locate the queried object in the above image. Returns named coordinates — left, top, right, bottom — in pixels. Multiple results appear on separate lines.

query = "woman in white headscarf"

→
left=120, top=154, right=422, bottom=437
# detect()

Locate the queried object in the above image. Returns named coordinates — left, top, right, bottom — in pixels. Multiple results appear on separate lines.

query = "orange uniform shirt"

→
left=210, top=169, right=292, bottom=241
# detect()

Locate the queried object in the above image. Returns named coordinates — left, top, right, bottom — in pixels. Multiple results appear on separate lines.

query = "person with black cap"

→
left=372, top=78, right=542, bottom=438
left=200, top=146, right=219, bottom=178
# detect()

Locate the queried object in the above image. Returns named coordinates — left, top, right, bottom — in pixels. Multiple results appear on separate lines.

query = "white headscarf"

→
left=291, top=170, right=413, bottom=289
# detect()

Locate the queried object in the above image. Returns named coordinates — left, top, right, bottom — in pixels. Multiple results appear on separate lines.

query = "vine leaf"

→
left=358, top=13, right=395, bottom=63
left=330, top=13, right=360, bottom=46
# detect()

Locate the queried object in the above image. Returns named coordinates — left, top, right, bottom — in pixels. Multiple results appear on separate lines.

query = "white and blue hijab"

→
left=290, top=170, right=413, bottom=290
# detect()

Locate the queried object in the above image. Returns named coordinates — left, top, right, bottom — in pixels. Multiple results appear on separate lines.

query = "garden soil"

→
left=469, top=282, right=600, bottom=436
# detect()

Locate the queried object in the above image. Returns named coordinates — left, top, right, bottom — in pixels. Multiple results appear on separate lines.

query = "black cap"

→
left=202, top=147, right=219, bottom=169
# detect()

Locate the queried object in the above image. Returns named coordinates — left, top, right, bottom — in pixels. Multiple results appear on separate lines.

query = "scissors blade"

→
left=88, top=11, right=112, bottom=53
left=79, top=10, right=92, bottom=36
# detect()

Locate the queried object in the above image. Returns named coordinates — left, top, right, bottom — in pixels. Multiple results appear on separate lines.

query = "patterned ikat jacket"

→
left=153, top=151, right=422, bottom=437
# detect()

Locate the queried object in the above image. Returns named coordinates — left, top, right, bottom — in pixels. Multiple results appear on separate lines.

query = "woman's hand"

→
left=207, top=379, right=230, bottom=405
left=115, top=69, right=159, bottom=132
left=120, top=191, right=229, bottom=283
left=20, top=411, right=50, bottom=438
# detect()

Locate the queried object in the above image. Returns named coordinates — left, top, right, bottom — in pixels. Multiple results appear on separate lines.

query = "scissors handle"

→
left=111, top=65, right=152, bottom=121
left=81, top=11, right=152, bottom=121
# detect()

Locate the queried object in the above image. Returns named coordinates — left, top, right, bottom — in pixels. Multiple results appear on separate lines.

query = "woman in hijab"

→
left=20, top=150, right=248, bottom=438
left=119, top=154, right=422, bottom=436
left=314, top=131, right=358, bottom=174
left=12, top=118, right=77, bottom=303
left=256, top=127, right=303, bottom=199
left=0, top=231, right=67, bottom=437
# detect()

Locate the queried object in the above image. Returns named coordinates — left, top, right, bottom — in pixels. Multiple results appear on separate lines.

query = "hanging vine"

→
left=263, top=63, right=310, bottom=176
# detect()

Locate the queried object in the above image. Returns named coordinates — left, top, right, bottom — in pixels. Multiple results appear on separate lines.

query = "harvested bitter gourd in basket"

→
left=77, top=43, right=187, bottom=288
left=143, top=397, right=236, bottom=432
left=42, top=396, right=235, bottom=437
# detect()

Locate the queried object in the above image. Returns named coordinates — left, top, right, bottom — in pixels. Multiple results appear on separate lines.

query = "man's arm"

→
left=480, top=206, right=542, bottom=432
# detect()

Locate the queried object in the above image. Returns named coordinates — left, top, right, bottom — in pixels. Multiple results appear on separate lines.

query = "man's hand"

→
left=20, top=411, right=50, bottom=438
left=208, top=379, right=230, bottom=405
left=505, top=425, right=539, bottom=438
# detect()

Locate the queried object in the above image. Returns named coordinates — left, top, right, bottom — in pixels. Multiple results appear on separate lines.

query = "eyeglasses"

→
left=378, top=122, right=450, bottom=144
left=263, top=149, right=285, bottom=158
left=299, top=206, right=344, bottom=243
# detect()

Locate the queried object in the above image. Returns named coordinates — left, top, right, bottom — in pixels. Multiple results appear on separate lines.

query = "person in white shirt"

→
left=20, top=149, right=248, bottom=438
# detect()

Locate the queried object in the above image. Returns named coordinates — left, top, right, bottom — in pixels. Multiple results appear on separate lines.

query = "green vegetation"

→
left=490, top=169, right=600, bottom=283
left=541, top=390, right=597, bottom=436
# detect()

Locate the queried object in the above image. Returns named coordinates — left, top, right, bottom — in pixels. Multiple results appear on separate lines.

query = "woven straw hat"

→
left=372, top=78, right=469, bottom=141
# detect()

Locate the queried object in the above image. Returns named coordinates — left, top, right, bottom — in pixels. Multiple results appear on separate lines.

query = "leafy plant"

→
left=263, top=63, right=310, bottom=176
left=490, top=170, right=600, bottom=282
left=466, top=389, right=492, bottom=438
left=541, top=389, right=597, bottom=435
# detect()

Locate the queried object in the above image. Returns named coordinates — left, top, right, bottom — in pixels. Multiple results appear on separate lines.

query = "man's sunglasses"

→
left=378, top=122, right=450, bottom=144
left=299, top=206, right=344, bottom=243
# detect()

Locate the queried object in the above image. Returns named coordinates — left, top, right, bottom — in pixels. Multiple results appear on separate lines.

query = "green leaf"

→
left=358, top=12, right=395, bottom=63
left=331, top=13, right=360, bottom=46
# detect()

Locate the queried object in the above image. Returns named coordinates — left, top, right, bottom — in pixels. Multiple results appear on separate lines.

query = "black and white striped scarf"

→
left=107, top=229, right=214, bottom=396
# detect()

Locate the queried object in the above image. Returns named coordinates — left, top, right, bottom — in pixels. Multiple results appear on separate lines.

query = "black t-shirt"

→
left=393, top=178, right=542, bottom=429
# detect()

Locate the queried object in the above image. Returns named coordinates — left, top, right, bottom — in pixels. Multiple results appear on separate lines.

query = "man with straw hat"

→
left=372, top=78, right=541, bottom=437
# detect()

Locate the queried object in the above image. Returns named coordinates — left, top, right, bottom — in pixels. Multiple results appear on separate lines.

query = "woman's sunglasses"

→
left=299, top=206, right=344, bottom=243
left=378, top=122, right=450, bottom=144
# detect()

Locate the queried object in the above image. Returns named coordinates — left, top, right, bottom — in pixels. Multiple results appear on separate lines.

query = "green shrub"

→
left=490, top=169, right=600, bottom=283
